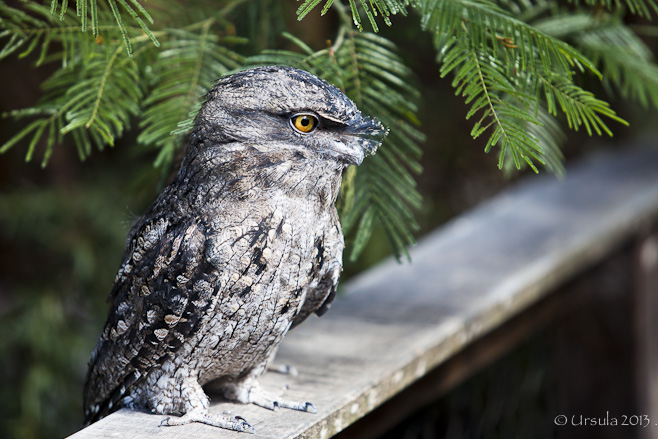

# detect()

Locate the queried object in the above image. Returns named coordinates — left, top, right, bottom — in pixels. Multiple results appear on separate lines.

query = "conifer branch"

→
left=2, top=0, right=658, bottom=260
left=137, top=20, right=245, bottom=169
left=86, top=44, right=123, bottom=128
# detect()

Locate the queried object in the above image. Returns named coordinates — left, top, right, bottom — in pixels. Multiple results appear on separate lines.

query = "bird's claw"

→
left=159, top=410, right=255, bottom=433
left=279, top=400, right=317, bottom=414
left=250, top=388, right=317, bottom=414
left=257, top=399, right=280, bottom=411
left=232, top=416, right=256, bottom=434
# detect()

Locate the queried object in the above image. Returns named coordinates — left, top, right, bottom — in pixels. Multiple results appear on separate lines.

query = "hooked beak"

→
left=348, top=116, right=388, bottom=157
left=337, top=115, right=387, bottom=166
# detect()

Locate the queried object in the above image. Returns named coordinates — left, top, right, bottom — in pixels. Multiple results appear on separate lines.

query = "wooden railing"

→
left=69, top=144, right=658, bottom=439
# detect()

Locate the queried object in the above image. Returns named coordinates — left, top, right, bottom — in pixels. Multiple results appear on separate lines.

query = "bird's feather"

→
left=83, top=66, right=385, bottom=429
left=84, top=216, right=214, bottom=423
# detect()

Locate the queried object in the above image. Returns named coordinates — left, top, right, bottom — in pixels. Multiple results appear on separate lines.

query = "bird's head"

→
left=192, top=66, right=386, bottom=166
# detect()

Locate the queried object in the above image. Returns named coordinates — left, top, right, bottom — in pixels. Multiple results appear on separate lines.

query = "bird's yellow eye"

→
left=290, top=114, right=318, bottom=134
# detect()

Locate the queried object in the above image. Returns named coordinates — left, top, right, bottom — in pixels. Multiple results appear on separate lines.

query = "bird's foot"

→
left=160, top=408, right=255, bottom=433
left=249, top=388, right=317, bottom=414
left=266, top=363, right=299, bottom=377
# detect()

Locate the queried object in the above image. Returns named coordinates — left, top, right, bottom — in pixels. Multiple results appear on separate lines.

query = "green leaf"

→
left=574, top=19, right=658, bottom=110
left=0, top=1, right=157, bottom=65
left=566, top=0, right=658, bottom=18
left=296, top=0, right=411, bottom=31
left=430, top=0, right=630, bottom=174
left=423, top=0, right=599, bottom=78
left=137, top=25, right=244, bottom=170
left=1, top=40, right=144, bottom=165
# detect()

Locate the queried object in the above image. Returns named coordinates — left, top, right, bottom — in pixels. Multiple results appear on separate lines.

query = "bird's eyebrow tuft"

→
left=317, top=115, right=348, bottom=130
left=315, top=113, right=349, bottom=127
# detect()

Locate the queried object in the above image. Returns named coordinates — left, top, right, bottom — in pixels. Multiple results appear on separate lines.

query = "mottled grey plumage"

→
left=83, top=66, right=385, bottom=431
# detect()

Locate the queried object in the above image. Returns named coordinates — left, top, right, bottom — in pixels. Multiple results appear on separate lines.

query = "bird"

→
left=82, top=65, right=386, bottom=432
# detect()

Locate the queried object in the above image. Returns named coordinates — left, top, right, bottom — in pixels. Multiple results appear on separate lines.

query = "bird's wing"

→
left=83, top=215, right=217, bottom=424
left=290, top=210, right=343, bottom=329
left=289, top=268, right=339, bottom=329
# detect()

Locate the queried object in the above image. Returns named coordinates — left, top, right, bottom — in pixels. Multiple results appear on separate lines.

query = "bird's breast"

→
left=190, top=196, right=340, bottom=383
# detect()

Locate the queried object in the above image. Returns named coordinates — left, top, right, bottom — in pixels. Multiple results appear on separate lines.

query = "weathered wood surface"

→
left=636, top=232, right=658, bottom=439
left=69, top=145, right=658, bottom=439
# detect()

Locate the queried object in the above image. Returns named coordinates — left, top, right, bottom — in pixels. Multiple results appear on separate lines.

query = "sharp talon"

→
left=159, top=417, right=171, bottom=427
left=273, top=401, right=280, bottom=411
left=234, top=417, right=255, bottom=434
left=305, top=402, right=317, bottom=414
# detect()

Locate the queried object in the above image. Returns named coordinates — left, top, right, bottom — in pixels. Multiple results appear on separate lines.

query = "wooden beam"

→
left=636, top=231, right=658, bottom=439
left=69, top=145, right=658, bottom=439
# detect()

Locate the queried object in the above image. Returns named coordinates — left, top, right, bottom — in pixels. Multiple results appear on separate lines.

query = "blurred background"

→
left=1, top=1, right=657, bottom=438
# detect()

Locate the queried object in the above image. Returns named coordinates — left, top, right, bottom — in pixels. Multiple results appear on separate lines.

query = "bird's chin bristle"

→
left=357, top=117, right=388, bottom=157
left=359, top=116, right=386, bottom=134
left=363, top=142, right=380, bottom=157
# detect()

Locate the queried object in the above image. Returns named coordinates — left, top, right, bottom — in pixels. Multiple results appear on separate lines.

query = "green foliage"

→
left=137, top=24, right=245, bottom=168
left=0, top=179, right=138, bottom=439
left=0, top=0, right=157, bottom=58
left=2, top=0, right=658, bottom=261
left=568, top=17, right=658, bottom=109
left=0, top=0, right=426, bottom=261
left=0, top=2, right=91, bottom=66
left=299, top=0, right=658, bottom=176
left=296, top=0, right=415, bottom=31
left=1, top=42, right=142, bottom=165
left=424, top=0, right=597, bottom=174
left=569, top=0, right=658, bottom=18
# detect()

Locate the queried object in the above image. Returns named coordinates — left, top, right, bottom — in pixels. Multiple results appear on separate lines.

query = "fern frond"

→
left=137, top=22, right=245, bottom=169
left=533, top=11, right=658, bottom=109
left=58, top=0, right=158, bottom=53
left=536, top=12, right=658, bottom=108
left=536, top=72, right=626, bottom=135
left=1, top=1, right=158, bottom=59
left=296, top=0, right=413, bottom=31
left=524, top=102, right=566, bottom=175
left=422, top=0, right=598, bottom=77
left=61, top=45, right=141, bottom=140
left=428, top=0, right=631, bottom=173
left=567, top=0, right=658, bottom=18
left=505, top=1, right=658, bottom=110
left=0, top=1, right=157, bottom=66
left=502, top=99, right=567, bottom=175
left=440, top=37, right=546, bottom=171
left=578, top=20, right=658, bottom=109
left=0, top=2, right=95, bottom=65
left=330, top=31, right=423, bottom=261
left=1, top=42, right=142, bottom=166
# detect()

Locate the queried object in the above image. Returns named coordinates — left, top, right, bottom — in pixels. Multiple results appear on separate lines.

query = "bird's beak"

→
left=351, top=116, right=388, bottom=155
left=341, top=116, right=388, bottom=165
